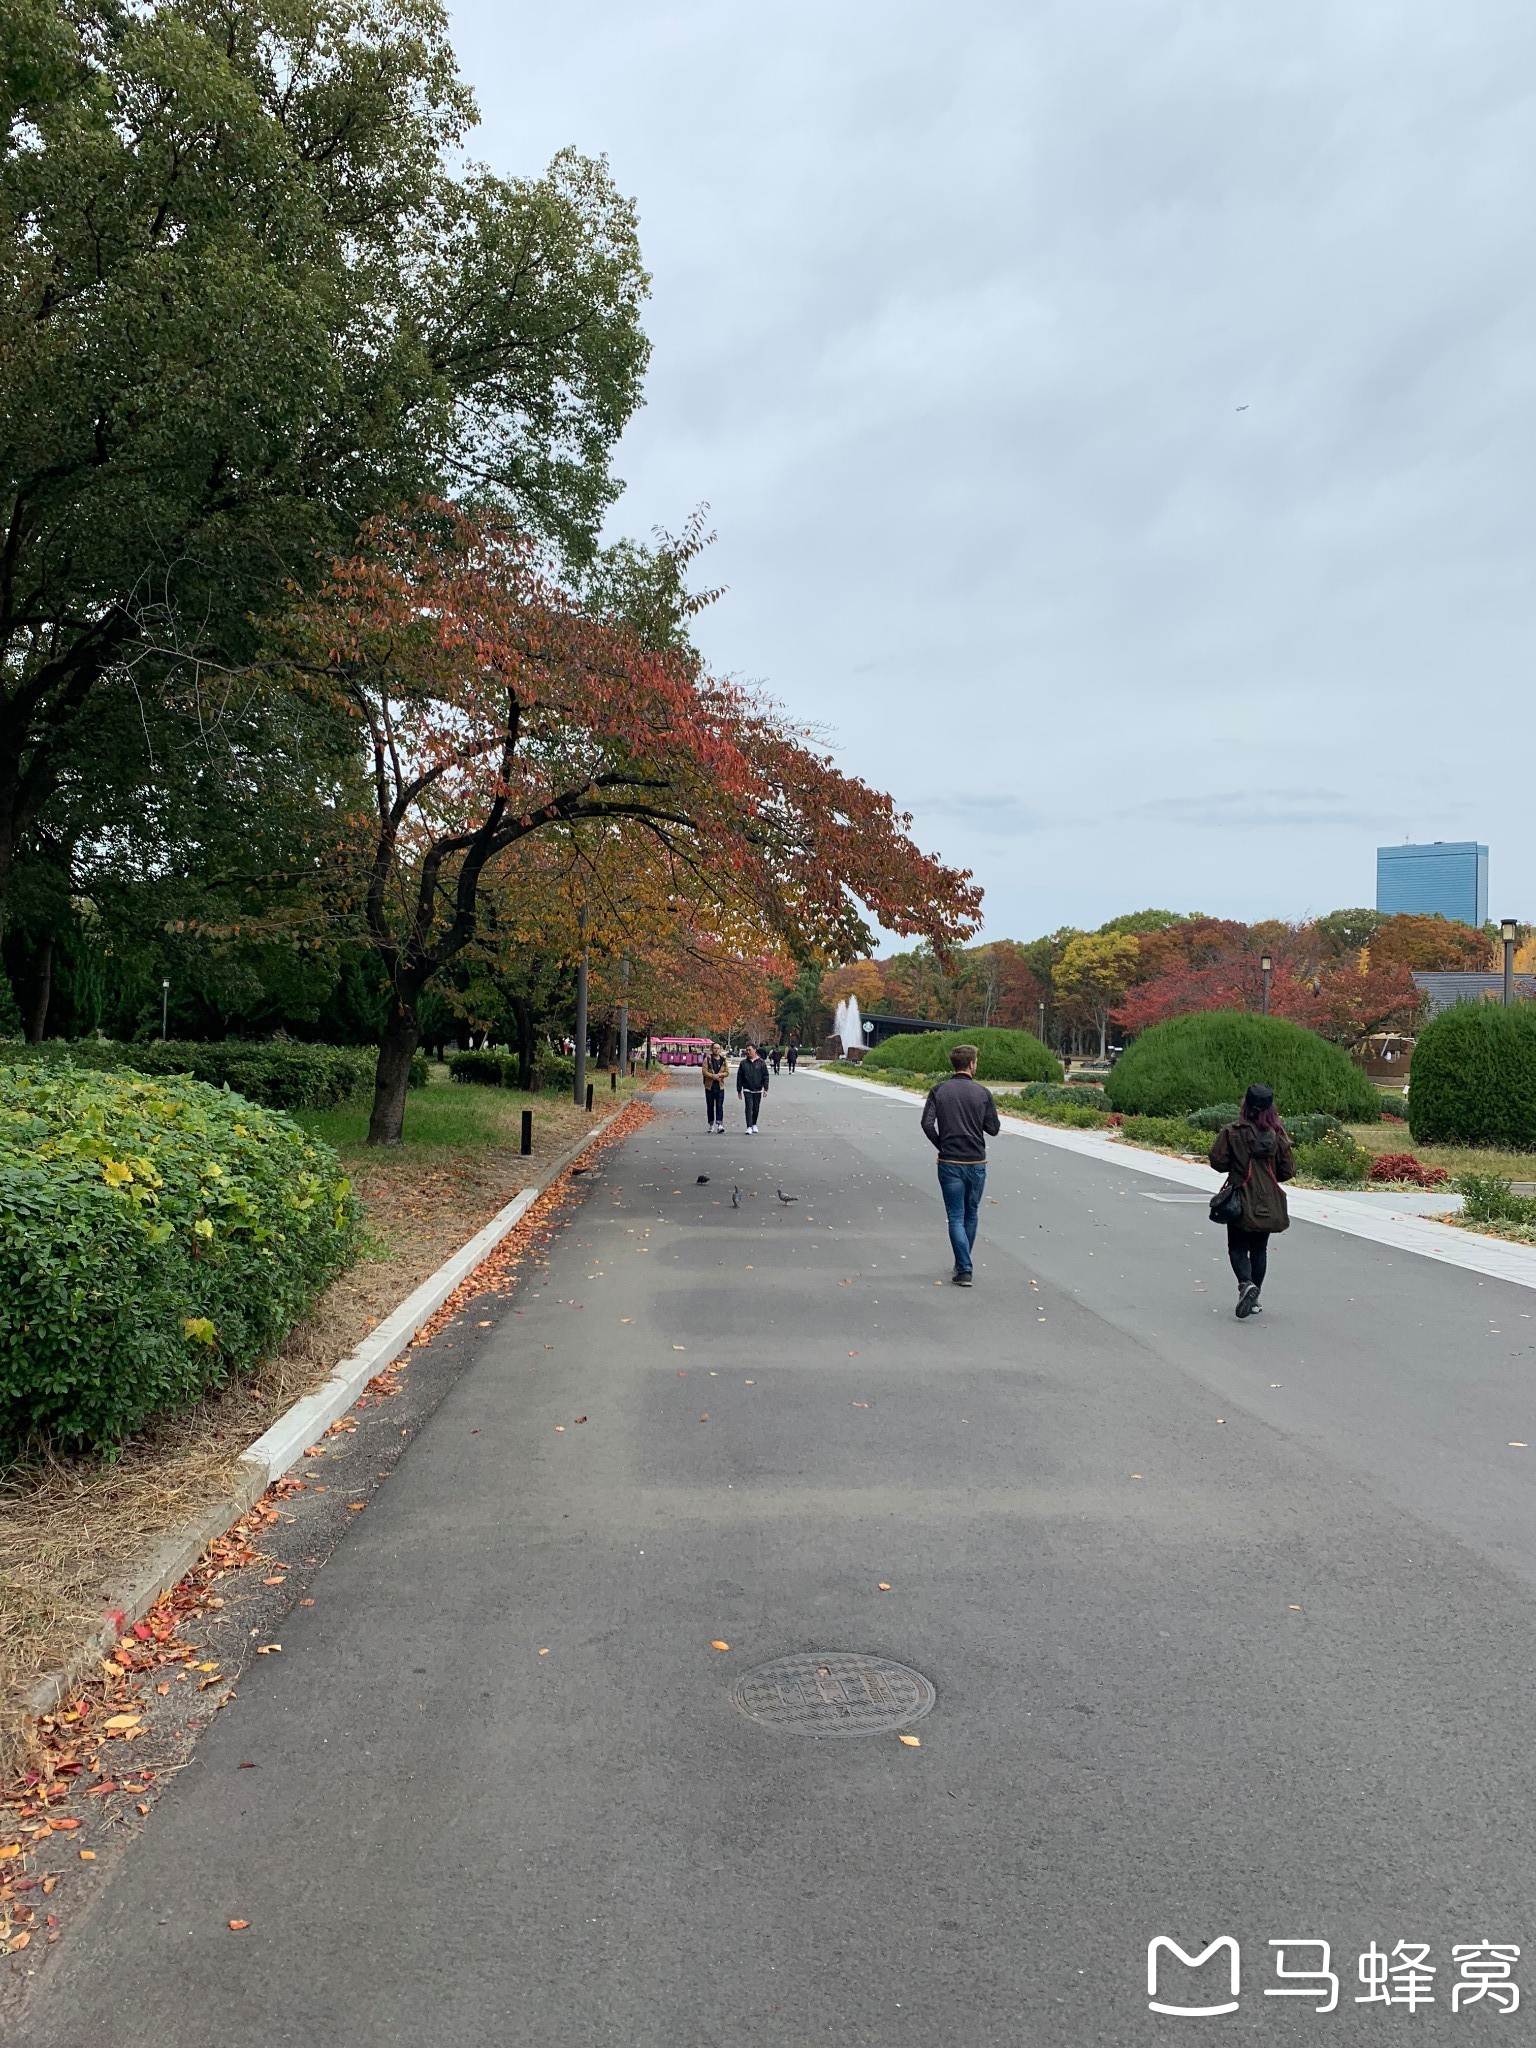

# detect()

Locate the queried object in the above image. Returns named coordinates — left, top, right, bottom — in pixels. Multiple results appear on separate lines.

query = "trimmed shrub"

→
left=1294, top=1129, right=1370, bottom=1185
left=1457, top=1172, right=1536, bottom=1225
left=2, top=1038, right=407, bottom=1108
left=861, top=1029, right=1061, bottom=1084
left=1282, top=1111, right=1346, bottom=1148
left=448, top=1049, right=510, bottom=1087
left=0, top=1063, right=358, bottom=1454
left=1378, top=1093, right=1410, bottom=1122
left=1185, top=1103, right=1244, bottom=1132
left=1105, top=1013, right=1381, bottom=1121
left=1408, top=1004, right=1536, bottom=1149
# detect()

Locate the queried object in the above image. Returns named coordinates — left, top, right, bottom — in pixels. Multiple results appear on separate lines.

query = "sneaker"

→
left=1250, top=1300, right=1262, bottom=1314
left=1236, top=1282, right=1259, bottom=1319
left=952, top=1270, right=973, bottom=1287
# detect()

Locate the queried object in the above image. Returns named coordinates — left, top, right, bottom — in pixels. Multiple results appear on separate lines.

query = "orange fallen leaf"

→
left=877, top=1583, right=891, bottom=1592
left=195, top=1661, right=220, bottom=1672
left=78, top=1850, right=96, bottom=1861
left=228, top=1919, right=250, bottom=1931
left=40, top=1876, right=58, bottom=1895
left=263, top=1576, right=286, bottom=1586
left=347, top=1502, right=365, bottom=1512
left=0, top=1845, right=20, bottom=1861
left=8, top=1931, right=30, bottom=1951
left=898, top=1734, right=921, bottom=1748
left=710, top=1640, right=730, bottom=1652
left=254, top=1644, right=281, bottom=1655
left=156, top=1682, right=171, bottom=1695
left=537, top=1648, right=550, bottom=1656
left=300, top=1598, right=315, bottom=1607
left=102, top=1713, right=141, bottom=1730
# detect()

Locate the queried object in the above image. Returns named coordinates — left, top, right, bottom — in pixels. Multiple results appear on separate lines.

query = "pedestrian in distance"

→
left=737, top=1043, right=770, bottom=1134
left=920, top=1043, right=1000, bottom=1287
left=701, top=1041, right=730, bottom=1132
left=1208, top=1083, right=1295, bottom=1319
left=786, top=1042, right=799, bottom=1073
left=770, top=1043, right=783, bottom=1075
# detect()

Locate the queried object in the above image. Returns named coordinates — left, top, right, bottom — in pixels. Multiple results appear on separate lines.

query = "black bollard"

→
left=585, top=1082, right=594, bottom=1111
left=610, top=1069, right=617, bottom=1092
left=520, top=1109, right=533, bottom=1156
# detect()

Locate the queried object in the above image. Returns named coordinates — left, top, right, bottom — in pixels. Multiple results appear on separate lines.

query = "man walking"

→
left=786, top=1042, right=799, bottom=1073
left=701, top=1041, right=729, bottom=1132
left=737, top=1043, right=770, bottom=1134
left=920, top=1044, right=1000, bottom=1286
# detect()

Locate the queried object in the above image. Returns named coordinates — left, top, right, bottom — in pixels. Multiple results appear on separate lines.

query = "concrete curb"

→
left=809, top=1067, right=1536, bottom=1292
left=20, top=1102, right=632, bottom=1722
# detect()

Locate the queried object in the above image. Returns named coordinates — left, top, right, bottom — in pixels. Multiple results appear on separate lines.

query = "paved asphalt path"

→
left=26, top=1075, right=1536, bottom=2046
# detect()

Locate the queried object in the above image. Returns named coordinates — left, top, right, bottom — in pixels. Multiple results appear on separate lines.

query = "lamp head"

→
left=1260, top=952, right=1273, bottom=973
left=1500, top=918, right=1518, bottom=943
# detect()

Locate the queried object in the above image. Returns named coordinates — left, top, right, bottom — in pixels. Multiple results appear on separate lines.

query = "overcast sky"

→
left=452, top=0, right=1536, bottom=943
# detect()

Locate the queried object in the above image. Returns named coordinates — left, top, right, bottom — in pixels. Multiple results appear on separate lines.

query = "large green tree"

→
left=0, top=0, right=650, bottom=949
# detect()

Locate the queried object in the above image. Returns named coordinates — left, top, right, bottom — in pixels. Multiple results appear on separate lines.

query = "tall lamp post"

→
left=161, top=978, right=170, bottom=1042
left=1037, top=999, right=1046, bottom=1044
left=572, top=905, right=588, bottom=1107
left=618, top=955, right=630, bottom=1074
left=1501, top=919, right=1518, bottom=1007
left=1260, top=952, right=1273, bottom=1017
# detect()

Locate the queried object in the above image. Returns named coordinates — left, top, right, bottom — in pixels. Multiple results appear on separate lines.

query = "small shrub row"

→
left=1117, top=1115, right=1208, bottom=1153
left=997, top=1094, right=1109, bottom=1129
left=1456, top=1173, right=1536, bottom=1225
left=0, top=1038, right=423, bottom=1109
left=1293, top=1129, right=1370, bottom=1186
left=862, top=1028, right=1061, bottom=1085
left=0, top=1065, right=358, bottom=1454
left=1016, top=1082, right=1109, bottom=1110
left=1409, top=1004, right=1536, bottom=1149
left=1107, top=1013, right=1381, bottom=1120
left=447, top=1049, right=577, bottom=1092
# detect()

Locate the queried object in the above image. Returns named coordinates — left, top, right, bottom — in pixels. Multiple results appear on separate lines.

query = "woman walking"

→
left=1208, top=1083, right=1295, bottom=1319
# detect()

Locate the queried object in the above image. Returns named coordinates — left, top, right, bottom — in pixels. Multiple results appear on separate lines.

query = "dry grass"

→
left=0, top=1074, right=650, bottom=1767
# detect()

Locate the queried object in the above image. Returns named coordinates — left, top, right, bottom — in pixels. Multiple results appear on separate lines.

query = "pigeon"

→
left=731, top=1185, right=741, bottom=1208
left=776, top=1188, right=798, bottom=1204
left=696, top=1175, right=709, bottom=1184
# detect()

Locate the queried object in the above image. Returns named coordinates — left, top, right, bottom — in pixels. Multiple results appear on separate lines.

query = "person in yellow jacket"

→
left=701, top=1042, right=730, bottom=1132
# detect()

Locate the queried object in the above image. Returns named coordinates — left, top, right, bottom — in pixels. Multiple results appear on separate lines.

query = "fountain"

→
left=829, top=994, right=865, bottom=1062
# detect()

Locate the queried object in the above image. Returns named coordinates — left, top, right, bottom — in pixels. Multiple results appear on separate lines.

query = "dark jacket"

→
left=737, top=1056, right=769, bottom=1095
left=920, top=1073, right=1001, bottom=1163
left=1209, top=1120, right=1295, bottom=1233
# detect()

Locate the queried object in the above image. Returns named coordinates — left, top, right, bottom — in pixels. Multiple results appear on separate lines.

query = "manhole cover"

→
left=731, top=1652, right=936, bottom=1737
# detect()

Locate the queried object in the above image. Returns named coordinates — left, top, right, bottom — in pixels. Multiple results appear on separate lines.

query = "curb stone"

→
left=21, top=1102, right=633, bottom=1721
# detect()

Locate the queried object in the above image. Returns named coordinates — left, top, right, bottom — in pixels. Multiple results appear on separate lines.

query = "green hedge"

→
left=861, top=1028, right=1061, bottom=1084
left=1409, top=1004, right=1536, bottom=1149
left=0, top=1064, right=358, bottom=1454
left=448, top=1050, right=577, bottom=1091
left=0, top=1038, right=423, bottom=1109
left=1016, top=1082, right=1108, bottom=1109
left=1105, top=1013, right=1380, bottom=1121
left=996, top=1093, right=1109, bottom=1128
left=1118, top=1115, right=1208, bottom=1153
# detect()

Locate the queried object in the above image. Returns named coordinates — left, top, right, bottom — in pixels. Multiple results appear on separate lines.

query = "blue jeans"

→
left=937, top=1160, right=986, bottom=1275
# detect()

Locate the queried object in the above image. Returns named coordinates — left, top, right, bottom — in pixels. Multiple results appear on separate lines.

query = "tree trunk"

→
left=368, top=1003, right=421, bottom=1145
left=1097, top=1011, right=1108, bottom=1059
left=512, top=995, right=535, bottom=1090
left=24, top=934, right=54, bottom=1042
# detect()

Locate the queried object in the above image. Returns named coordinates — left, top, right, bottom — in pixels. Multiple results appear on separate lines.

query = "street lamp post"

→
left=1501, top=919, right=1518, bottom=1007
left=1260, top=952, right=1272, bottom=1017
left=1037, top=999, right=1046, bottom=1044
left=161, top=978, right=170, bottom=1042
left=618, top=955, right=630, bottom=1074
left=573, top=906, right=588, bottom=1107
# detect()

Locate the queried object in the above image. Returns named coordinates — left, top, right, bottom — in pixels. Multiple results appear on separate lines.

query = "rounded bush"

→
left=1408, top=1003, right=1536, bottom=1149
left=2, top=1038, right=412, bottom=1108
left=861, top=1028, right=1061, bottom=1084
left=1105, top=1013, right=1380, bottom=1120
left=0, top=1063, right=358, bottom=1454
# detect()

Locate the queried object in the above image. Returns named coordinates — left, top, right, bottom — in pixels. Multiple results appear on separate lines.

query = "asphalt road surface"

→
left=25, top=1074, right=1536, bottom=2046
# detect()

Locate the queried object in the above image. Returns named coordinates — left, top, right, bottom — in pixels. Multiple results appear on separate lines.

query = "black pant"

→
left=704, top=1082, right=724, bottom=1125
left=1226, top=1225, right=1269, bottom=1290
left=741, top=1089, right=763, bottom=1127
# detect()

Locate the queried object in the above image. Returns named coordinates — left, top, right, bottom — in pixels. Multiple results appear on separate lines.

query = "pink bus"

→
left=649, top=1035, right=713, bottom=1067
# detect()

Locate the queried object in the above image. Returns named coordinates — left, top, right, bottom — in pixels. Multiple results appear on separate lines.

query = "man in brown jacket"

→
left=1209, top=1083, right=1295, bottom=1318
left=701, top=1043, right=729, bottom=1132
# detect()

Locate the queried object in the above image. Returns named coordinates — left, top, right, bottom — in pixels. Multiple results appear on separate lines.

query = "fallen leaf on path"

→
left=1510, top=1442, right=1528, bottom=1449
left=300, top=1599, right=315, bottom=1606
left=102, top=1714, right=140, bottom=1730
left=877, top=1583, right=891, bottom=1592
left=898, top=1735, right=921, bottom=1748
left=228, top=1920, right=250, bottom=1931
left=673, top=1345, right=685, bottom=1351
left=476, top=1320, right=491, bottom=1327
left=1289, top=1605, right=1302, bottom=1611
left=263, top=1576, right=286, bottom=1586
left=78, top=1851, right=95, bottom=1861
left=710, top=1641, right=730, bottom=1652
left=554, top=1425, right=565, bottom=1432
left=744, top=1379, right=754, bottom=1385
left=8, top=1931, right=30, bottom=1952
left=538, top=1648, right=550, bottom=1656
left=620, top=1317, right=634, bottom=1324
left=574, top=1416, right=587, bottom=1424
left=851, top=1401, right=868, bottom=1409
left=699, top=1413, right=709, bottom=1421
left=347, top=1502, right=365, bottom=1512
left=0, top=1845, right=18, bottom=1860
left=255, top=1644, right=281, bottom=1655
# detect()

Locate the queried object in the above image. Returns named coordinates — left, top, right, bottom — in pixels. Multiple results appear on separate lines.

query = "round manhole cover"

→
left=731, top=1652, right=936, bottom=1737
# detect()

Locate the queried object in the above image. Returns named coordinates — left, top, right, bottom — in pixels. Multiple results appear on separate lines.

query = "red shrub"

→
left=1368, top=1152, right=1450, bottom=1187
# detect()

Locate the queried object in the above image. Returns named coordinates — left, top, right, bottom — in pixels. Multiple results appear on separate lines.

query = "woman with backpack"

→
left=1208, top=1083, right=1295, bottom=1319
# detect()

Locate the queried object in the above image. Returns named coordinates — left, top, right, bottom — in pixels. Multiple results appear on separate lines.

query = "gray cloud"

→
left=453, top=0, right=1536, bottom=939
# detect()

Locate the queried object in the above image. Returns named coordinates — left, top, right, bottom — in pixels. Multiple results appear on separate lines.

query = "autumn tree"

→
left=283, top=505, right=980, bottom=1141
left=818, top=961, right=887, bottom=1018
left=1055, top=931, right=1140, bottom=1057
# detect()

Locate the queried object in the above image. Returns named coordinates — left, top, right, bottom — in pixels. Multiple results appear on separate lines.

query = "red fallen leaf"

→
left=48, top=1819, right=80, bottom=1833
left=83, top=1782, right=117, bottom=1798
left=573, top=1416, right=587, bottom=1425
left=228, top=1919, right=250, bottom=1931
left=131, top=1623, right=154, bottom=1641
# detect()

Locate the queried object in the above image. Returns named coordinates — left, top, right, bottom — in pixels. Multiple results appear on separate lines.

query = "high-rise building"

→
left=1376, top=841, right=1488, bottom=927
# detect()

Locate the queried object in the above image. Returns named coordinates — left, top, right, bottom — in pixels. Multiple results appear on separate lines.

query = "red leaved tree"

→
left=283, top=505, right=981, bottom=1140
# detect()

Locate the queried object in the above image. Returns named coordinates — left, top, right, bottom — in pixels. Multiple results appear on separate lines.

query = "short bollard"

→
left=610, top=1069, right=617, bottom=1092
left=585, top=1082, right=594, bottom=1111
left=520, top=1109, right=533, bottom=1157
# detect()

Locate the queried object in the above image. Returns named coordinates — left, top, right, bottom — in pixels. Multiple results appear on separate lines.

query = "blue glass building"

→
left=1376, top=841, right=1488, bottom=927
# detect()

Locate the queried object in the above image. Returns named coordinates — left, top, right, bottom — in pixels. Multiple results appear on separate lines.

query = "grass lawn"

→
left=1345, top=1123, right=1536, bottom=1184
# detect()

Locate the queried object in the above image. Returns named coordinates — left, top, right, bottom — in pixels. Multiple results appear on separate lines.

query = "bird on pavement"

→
left=776, top=1188, right=798, bottom=1204
left=731, top=1185, right=741, bottom=1208
left=696, top=1175, right=709, bottom=1184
